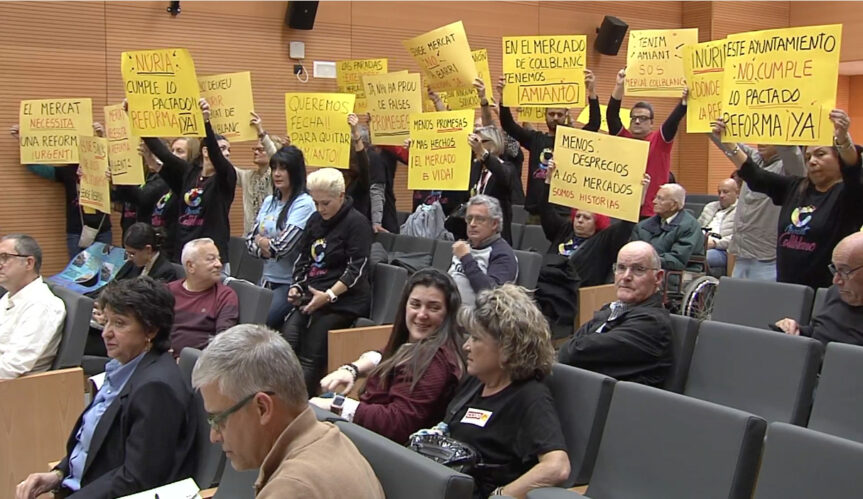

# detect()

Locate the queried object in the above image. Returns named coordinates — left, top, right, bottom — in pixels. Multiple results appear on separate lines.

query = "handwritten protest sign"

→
left=576, top=104, right=630, bottom=133
left=440, top=49, right=496, bottom=110
left=403, top=21, right=475, bottom=92
left=503, top=35, right=587, bottom=107
left=551, top=126, right=648, bottom=222
left=104, top=104, right=144, bottom=186
left=198, top=71, right=256, bottom=142
left=19, top=98, right=93, bottom=164
left=518, top=107, right=546, bottom=124
left=337, top=58, right=388, bottom=113
left=683, top=39, right=726, bottom=133
left=408, top=109, right=473, bottom=190
left=78, top=136, right=112, bottom=214
left=626, top=29, right=698, bottom=97
left=721, top=24, right=842, bottom=145
left=121, top=48, right=204, bottom=137
left=364, top=72, right=423, bottom=146
left=285, top=92, right=355, bottom=168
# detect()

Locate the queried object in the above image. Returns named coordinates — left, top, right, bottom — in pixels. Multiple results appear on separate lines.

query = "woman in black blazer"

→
left=16, top=277, right=196, bottom=499
left=114, top=222, right=180, bottom=283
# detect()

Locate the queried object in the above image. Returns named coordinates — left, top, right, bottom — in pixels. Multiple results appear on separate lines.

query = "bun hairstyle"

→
left=123, top=222, right=163, bottom=251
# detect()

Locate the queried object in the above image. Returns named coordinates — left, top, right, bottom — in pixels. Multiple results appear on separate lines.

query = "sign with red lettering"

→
left=626, top=29, right=698, bottom=98
left=502, top=36, right=587, bottom=108
left=19, top=98, right=93, bottom=164
left=408, top=109, right=473, bottom=190
left=364, top=72, right=423, bottom=146
left=683, top=39, right=726, bottom=133
left=104, top=104, right=144, bottom=185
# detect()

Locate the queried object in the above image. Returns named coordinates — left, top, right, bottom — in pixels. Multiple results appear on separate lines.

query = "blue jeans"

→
left=266, top=281, right=295, bottom=329
left=707, top=249, right=728, bottom=270
left=732, top=257, right=777, bottom=281
left=66, top=231, right=113, bottom=260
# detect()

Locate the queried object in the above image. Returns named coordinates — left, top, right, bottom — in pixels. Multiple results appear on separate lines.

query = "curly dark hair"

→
left=98, top=276, right=175, bottom=353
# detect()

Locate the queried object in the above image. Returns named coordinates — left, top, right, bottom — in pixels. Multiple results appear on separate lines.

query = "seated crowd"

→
left=5, top=64, right=863, bottom=499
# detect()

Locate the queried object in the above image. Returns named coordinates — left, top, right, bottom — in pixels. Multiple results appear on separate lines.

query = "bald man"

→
left=631, top=183, right=705, bottom=271
left=558, top=241, right=673, bottom=387
left=698, top=178, right=740, bottom=274
left=775, top=232, right=863, bottom=346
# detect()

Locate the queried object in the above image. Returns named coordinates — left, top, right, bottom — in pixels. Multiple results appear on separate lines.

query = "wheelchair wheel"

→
left=681, top=275, right=719, bottom=320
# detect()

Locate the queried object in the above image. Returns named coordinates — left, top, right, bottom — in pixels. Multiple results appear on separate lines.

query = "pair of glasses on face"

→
left=206, top=391, right=275, bottom=432
left=612, top=263, right=658, bottom=277
left=0, top=252, right=30, bottom=265
left=465, top=215, right=491, bottom=225
left=252, top=146, right=265, bottom=153
left=828, top=263, right=863, bottom=281
left=630, top=115, right=652, bottom=124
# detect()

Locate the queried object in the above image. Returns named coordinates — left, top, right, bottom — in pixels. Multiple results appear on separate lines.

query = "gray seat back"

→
left=370, top=263, right=408, bottom=324
left=226, top=279, right=274, bottom=325
left=179, top=348, right=226, bottom=489
left=518, top=224, right=551, bottom=253
left=684, top=320, right=822, bottom=425
left=431, top=239, right=454, bottom=272
left=546, top=364, right=615, bottom=486
left=213, top=464, right=257, bottom=499
left=587, top=382, right=766, bottom=499
left=711, top=277, right=815, bottom=329
left=512, top=205, right=529, bottom=225
left=374, top=231, right=397, bottom=252
left=335, top=420, right=475, bottom=499
left=753, top=422, right=863, bottom=499
left=391, top=234, right=435, bottom=254
left=811, top=286, right=830, bottom=318
left=49, top=285, right=95, bottom=370
left=171, top=262, right=186, bottom=279
left=513, top=249, right=542, bottom=289
left=227, top=236, right=246, bottom=276
left=663, top=314, right=700, bottom=393
left=808, top=342, right=863, bottom=443
left=510, top=223, right=524, bottom=249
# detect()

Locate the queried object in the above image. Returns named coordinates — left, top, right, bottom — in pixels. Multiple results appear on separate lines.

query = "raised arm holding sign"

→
left=402, top=21, right=475, bottom=92
left=407, top=109, right=473, bottom=191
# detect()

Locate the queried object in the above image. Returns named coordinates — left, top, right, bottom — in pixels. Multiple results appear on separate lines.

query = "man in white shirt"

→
left=697, top=178, right=739, bottom=274
left=0, top=234, right=66, bottom=379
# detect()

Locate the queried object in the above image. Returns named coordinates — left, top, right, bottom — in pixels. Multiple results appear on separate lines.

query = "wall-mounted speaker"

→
left=595, top=16, right=629, bottom=56
left=285, top=1, right=319, bottom=30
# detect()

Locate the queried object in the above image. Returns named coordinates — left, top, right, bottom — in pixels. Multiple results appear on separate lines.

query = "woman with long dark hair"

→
left=312, top=269, right=465, bottom=444
left=245, top=146, right=315, bottom=328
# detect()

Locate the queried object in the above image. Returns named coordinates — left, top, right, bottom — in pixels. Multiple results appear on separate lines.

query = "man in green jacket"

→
left=631, top=183, right=705, bottom=271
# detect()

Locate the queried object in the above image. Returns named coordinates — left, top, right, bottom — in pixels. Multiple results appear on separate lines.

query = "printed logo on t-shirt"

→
left=790, top=205, right=815, bottom=229
left=308, top=238, right=328, bottom=277
left=179, top=187, right=205, bottom=227
left=460, top=408, right=493, bottom=427
left=780, top=205, right=817, bottom=252
left=533, top=148, right=553, bottom=179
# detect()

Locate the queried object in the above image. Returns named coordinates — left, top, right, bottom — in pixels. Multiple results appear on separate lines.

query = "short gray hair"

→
left=181, top=238, right=215, bottom=266
left=191, top=324, right=307, bottom=409
left=660, top=183, right=686, bottom=209
left=1, top=234, right=42, bottom=273
left=307, top=167, right=345, bottom=195
left=467, top=194, right=503, bottom=231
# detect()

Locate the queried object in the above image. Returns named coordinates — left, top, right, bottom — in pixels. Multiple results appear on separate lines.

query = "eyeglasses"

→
left=465, top=215, right=492, bottom=225
left=612, top=263, right=658, bottom=277
left=828, top=263, right=863, bottom=281
left=0, top=253, right=30, bottom=265
left=252, top=146, right=265, bottom=153
left=630, top=115, right=652, bottom=123
left=206, top=391, right=274, bottom=432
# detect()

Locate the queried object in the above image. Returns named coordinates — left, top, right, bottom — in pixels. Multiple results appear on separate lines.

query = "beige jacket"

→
left=698, top=201, right=737, bottom=251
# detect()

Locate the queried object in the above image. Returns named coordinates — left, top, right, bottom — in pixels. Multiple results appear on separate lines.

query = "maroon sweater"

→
left=355, top=347, right=462, bottom=444
left=168, top=279, right=239, bottom=355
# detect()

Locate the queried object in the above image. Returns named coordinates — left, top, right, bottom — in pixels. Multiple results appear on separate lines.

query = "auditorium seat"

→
left=511, top=222, right=524, bottom=249
left=431, top=238, right=454, bottom=272
left=514, top=249, right=543, bottom=289
left=710, top=276, right=815, bottom=330
left=172, top=262, right=186, bottom=279
left=512, top=204, right=529, bottom=225
left=225, top=278, right=274, bottom=325
left=368, top=263, right=408, bottom=324
left=663, top=314, right=700, bottom=394
left=807, top=342, right=863, bottom=443
left=48, top=285, right=94, bottom=370
left=811, top=286, right=830, bottom=318
left=211, top=465, right=257, bottom=499
left=684, top=320, right=822, bottom=425
left=179, top=348, right=226, bottom=489
left=390, top=233, right=435, bottom=254
left=374, top=231, right=397, bottom=252
left=328, top=324, right=393, bottom=374
left=518, top=224, right=551, bottom=253
left=227, top=236, right=246, bottom=276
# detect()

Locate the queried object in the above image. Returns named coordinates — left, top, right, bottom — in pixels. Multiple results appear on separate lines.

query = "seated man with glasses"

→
left=192, top=324, right=384, bottom=499
left=774, top=232, right=863, bottom=346
left=632, top=183, right=705, bottom=272
left=0, top=234, right=66, bottom=379
left=448, top=194, right=518, bottom=306
left=558, top=241, right=673, bottom=387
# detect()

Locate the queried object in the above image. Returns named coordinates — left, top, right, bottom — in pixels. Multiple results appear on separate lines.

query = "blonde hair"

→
left=458, top=284, right=555, bottom=381
left=476, top=126, right=504, bottom=156
left=307, top=167, right=345, bottom=196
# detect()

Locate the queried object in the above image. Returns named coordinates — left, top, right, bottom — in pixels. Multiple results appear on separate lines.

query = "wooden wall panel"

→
left=789, top=1, right=863, bottom=62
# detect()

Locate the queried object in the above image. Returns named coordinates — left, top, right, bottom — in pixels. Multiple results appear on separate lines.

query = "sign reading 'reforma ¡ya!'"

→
left=551, top=126, right=649, bottom=223
left=626, top=28, right=698, bottom=98
left=364, top=72, right=423, bottom=146
left=683, top=39, right=726, bottom=133
left=78, top=135, right=112, bottom=214
left=503, top=35, right=587, bottom=107
left=198, top=71, right=257, bottom=142
left=19, top=98, right=93, bottom=164
left=720, top=24, right=842, bottom=145
left=285, top=92, right=355, bottom=169
left=121, top=48, right=205, bottom=137
left=408, top=109, right=474, bottom=191
left=104, top=104, right=144, bottom=186
left=403, top=21, right=476, bottom=93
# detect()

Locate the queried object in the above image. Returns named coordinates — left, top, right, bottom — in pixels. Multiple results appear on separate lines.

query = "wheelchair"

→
left=661, top=229, right=721, bottom=320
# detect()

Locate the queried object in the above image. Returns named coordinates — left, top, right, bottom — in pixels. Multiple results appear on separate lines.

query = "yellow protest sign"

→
left=19, top=98, right=93, bottom=164
left=198, top=71, right=257, bottom=142
left=503, top=35, right=587, bottom=107
left=575, top=104, right=630, bottom=133
left=285, top=92, right=355, bottom=168
left=104, top=104, right=144, bottom=186
left=551, top=127, right=649, bottom=222
left=337, top=58, right=388, bottom=113
left=78, top=136, right=112, bottom=214
left=721, top=24, right=842, bottom=145
left=408, top=109, right=473, bottom=190
left=403, top=21, right=475, bottom=92
left=683, top=39, right=726, bottom=133
left=518, top=107, right=546, bottom=124
left=364, top=72, right=423, bottom=146
left=441, top=49, right=496, bottom=110
left=121, top=48, right=204, bottom=137
left=626, top=29, right=698, bottom=97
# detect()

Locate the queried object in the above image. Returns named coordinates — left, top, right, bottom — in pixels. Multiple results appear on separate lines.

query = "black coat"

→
left=113, top=252, right=180, bottom=283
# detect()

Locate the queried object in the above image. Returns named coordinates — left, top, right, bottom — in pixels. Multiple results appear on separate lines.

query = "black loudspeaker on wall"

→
left=594, top=16, right=629, bottom=56
left=285, top=1, right=319, bottom=30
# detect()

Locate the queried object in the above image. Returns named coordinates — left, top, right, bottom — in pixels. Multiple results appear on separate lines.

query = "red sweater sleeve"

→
left=354, top=349, right=460, bottom=444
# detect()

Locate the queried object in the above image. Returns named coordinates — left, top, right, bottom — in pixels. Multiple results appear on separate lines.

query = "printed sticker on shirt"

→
left=461, top=408, right=493, bottom=427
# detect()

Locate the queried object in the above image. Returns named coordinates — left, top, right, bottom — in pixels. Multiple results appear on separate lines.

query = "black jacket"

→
left=113, top=252, right=180, bottom=283
left=55, top=350, right=196, bottom=498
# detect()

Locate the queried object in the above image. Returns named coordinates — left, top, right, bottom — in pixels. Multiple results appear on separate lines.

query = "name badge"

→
left=460, top=408, right=493, bottom=427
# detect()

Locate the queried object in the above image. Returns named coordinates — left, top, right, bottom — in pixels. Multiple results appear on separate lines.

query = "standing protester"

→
left=236, top=111, right=282, bottom=234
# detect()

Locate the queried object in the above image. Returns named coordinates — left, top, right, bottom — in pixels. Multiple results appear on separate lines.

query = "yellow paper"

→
left=104, top=104, right=144, bottom=186
left=683, top=39, right=726, bottom=133
left=721, top=24, right=842, bottom=145
left=285, top=93, right=355, bottom=168
left=19, top=98, right=93, bottom=164
left=550, top=127, right=649, bottom=222
left=121, top=48, right=205, bottom=137
left=408, top=109, right=473, bottom=190
left=337, top=58, right=388, bottom=113
left=403, top=21, right=475, bottom=92
left=78, top=136, right=112, bottom=214
left=503, top=35, right=587, bottom=107
left=576, top=104, right=630, bottom=133
left=518, top=107, right=546, bottom=124
left=626, top=29, right=699, bottom=98
left=364, top=72, right=423, bottom=146
left=441, top=49, right=496, bottom=110
left=198, top=71, right=257, bottom=142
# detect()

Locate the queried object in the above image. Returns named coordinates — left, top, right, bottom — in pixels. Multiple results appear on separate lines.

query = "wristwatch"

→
left=331, top=393, right=346, bottom=416
left=326, top=288, right=338, bottom=303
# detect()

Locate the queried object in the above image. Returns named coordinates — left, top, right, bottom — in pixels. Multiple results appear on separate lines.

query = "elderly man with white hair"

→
left=631, top=183, right=705, bottom=271
left=167, top=238, right=238, bottom=355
